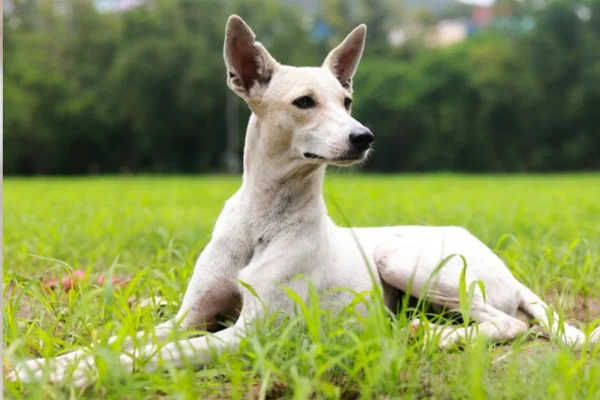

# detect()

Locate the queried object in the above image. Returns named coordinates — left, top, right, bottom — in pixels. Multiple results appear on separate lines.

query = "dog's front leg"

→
left=7, top=234, right=246, bottom=384
left=65, top=245, right=308, bottom=388
left=68, top=317, right=249, bottom=388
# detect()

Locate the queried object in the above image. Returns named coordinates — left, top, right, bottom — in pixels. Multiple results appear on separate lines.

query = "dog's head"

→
left=224, top=15, right=372, bottom=167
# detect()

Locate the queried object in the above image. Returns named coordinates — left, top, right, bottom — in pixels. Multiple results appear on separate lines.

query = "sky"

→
left=456, top=0, right=497, bottom=7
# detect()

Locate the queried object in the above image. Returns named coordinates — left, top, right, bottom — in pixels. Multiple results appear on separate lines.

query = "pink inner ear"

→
left=337, top=50, right=357, bottom=81
left=230, top=37, right=260, bottom=91
left=331, top=38, right=362, bottom=87
left=240, top=53, right=259, bottom=90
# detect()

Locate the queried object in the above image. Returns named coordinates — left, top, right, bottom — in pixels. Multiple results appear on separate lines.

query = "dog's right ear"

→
left=224, top=15, right=279, bottom=101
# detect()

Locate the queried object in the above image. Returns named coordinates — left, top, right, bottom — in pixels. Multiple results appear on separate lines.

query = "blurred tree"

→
left=317, top=0, right=404, bottom=56
left=3, top=0, right=600, bottom=174
left=4, top=0, right=71, bottom=174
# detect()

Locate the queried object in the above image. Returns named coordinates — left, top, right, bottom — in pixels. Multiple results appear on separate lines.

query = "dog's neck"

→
left=239, top=114, right=327, bottom=220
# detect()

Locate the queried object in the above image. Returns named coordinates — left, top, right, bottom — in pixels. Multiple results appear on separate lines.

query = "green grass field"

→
left=3, top=174, right=600, bottom=399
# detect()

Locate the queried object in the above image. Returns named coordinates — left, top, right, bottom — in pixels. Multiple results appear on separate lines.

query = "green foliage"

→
left=354, top=14, right=600, bottom=172
left=4, top=0, right=600, bottom=174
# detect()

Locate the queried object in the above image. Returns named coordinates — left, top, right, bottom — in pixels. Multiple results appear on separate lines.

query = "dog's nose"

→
left=349, top=128, right=374, bottom=152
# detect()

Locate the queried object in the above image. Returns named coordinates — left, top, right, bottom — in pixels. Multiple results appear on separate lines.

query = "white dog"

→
left=9, top=15, right=599, bottom=387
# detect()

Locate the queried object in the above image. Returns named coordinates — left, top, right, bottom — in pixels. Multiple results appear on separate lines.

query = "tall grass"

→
left=3, top=174, right=600, bottom=398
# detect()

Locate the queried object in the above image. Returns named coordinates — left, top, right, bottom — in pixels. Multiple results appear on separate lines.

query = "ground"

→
left=3, top=174, right=600, bottom=399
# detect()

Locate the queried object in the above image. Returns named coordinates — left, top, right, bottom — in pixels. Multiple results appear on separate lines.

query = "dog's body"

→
left=9, top=16, right=599, bottom=386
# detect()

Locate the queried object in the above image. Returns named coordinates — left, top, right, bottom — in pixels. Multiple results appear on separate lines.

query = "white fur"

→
left=8, top=15, right=599, bottom=386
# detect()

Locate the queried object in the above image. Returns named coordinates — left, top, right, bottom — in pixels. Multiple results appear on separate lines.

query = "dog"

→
left=8, top=15, right=600, bottom=387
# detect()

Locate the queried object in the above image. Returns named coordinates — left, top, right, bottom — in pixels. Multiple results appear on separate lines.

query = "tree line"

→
left=4, top=0, right=600, bottom=174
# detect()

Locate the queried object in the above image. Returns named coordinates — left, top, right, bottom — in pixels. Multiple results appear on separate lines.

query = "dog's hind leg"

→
left=373, top=233, right=600, bottom=349
left=408, top=304, right=528, bottom=349
left=412, top=300, right=600, bottom=349
left=373, top=234, right=528, bottom=348
left=516, top=282, right=594, bottom=348
left=592, top=327, right=600, bottom=344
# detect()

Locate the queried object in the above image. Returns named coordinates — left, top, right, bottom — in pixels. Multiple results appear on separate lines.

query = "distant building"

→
left=388, top=28, right=408, bottom=47
left=424, top=19, right=468, bottom=47
left=472, top=5, right=495, bottom=26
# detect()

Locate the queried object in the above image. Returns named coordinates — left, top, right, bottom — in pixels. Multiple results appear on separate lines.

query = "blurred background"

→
left=3, top=0, right=600, bottom=175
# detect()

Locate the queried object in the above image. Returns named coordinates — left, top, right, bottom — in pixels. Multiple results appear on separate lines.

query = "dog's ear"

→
left=224, top=15, right=279, bottom=101
left=323, top=25, right=367, bottom=92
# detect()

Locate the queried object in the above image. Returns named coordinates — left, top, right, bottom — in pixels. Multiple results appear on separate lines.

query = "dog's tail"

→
left=517, top=282, right=590, bottom=348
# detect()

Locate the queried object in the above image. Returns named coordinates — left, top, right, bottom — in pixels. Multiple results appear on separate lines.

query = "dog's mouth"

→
left=303, top=152, right=326, bottom=160
left=303, top=151, right=368, bottom=165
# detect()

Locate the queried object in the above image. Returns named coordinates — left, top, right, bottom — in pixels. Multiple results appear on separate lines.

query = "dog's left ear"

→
left=323, top=25, right=367, bottom=92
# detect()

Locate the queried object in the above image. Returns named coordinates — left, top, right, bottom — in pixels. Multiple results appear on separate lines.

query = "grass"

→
left=3, top=173, right=600, bottom=399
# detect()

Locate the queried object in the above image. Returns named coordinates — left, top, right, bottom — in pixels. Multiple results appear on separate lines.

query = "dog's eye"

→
left=292, top=96, right=316, bottom=109
left=344, top=97, right=352, bottom=110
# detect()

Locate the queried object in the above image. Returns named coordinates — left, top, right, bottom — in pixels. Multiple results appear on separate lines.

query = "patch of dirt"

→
left=545, top=293, right=600, bottom=323
left=490, top=342, right=555, bottom=366
left=250, top=381, right=289, bottom=399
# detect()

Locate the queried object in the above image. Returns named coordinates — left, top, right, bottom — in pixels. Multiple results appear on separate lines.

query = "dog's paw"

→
left=408, top=319, right=462, bottom=350
left=6, top=358, right=48, bottom=383
left=437, top=333, right=462, bottom=350
left=408, top=319, right=440, bottom=348
left=6, top=355, right=97, bottom=387
left=408, top=318, right=422, bottom=337
left=49, top=355, right=97, bottom=387
left=591, top=326, right=600, bottom=344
